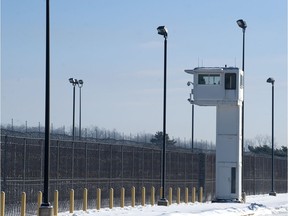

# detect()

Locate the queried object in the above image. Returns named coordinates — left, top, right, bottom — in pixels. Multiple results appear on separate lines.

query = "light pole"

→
left=187, top=81, right=194, bottom=151
left=237, top=19, right=247, bottom=198
left=78, top=80, right=84, bottom=140
left=69, top=78, right=78, bottom=140
left=267, top=77, right=277, bottom=196
left=39, top=0, right=53, bottom=215
left=157, top=25, right=169, bottom=206
left=237, top=19, right=247, bottom=72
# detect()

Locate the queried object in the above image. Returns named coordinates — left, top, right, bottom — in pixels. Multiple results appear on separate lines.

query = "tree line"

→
left=245, top=134, right=287, bottom=157
left=1, top=123, right=285, bottom=156
left=248, top=145, right=287, bottom=157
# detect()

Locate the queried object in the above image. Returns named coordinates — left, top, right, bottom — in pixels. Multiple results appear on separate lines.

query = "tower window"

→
left=240, top=74, right=244, bottom=88
left=198, top=74, right=221, bottom=85
left=231, top=167, right=236, bottom=194
left=225, top=73, right=236, bottom=89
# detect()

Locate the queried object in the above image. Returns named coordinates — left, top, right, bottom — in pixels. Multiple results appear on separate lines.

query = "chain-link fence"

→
left=1, top=135, right=287, bottom=215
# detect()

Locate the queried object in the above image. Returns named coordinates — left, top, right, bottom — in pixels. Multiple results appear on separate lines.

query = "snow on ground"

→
left=58, top=193, right=288, bottom=216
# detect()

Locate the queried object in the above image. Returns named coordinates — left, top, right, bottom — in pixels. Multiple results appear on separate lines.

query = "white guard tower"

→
left=185, top=66, right=243, bottom=201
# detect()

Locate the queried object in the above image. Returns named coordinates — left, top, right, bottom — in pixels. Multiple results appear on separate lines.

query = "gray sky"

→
left=1, top=0, right=287, bottom=146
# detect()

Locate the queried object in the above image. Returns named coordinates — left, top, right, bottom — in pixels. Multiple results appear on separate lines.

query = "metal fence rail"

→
left=1, top=135, right=287, bottom=215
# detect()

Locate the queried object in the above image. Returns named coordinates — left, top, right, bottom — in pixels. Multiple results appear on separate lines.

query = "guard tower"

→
left=185, top=66, right=243, bottom=201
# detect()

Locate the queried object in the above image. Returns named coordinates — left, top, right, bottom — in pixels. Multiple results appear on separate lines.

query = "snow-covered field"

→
left=58, top=193, right=288, bottom=216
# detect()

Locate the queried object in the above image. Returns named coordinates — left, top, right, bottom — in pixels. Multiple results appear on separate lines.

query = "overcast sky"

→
left=1, top=0, right=287, bottom=146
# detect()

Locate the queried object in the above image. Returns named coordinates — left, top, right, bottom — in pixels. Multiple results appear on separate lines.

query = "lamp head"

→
left=78, top=79, right=84, bottom=88
left=237, top=19, right=247, bottom=30
left=266, top=77, right=275, bottom=84
left=69, top=78, right=78, bottom=85
left=157, top=26, right=168, bottom=38
left=187, top=98, right=194, bottom=104
left=187, top=81, right=193, bottom=86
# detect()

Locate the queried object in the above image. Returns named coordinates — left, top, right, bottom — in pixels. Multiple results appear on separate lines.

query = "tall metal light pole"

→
left=237, top=19, right=247, bottom=72
left=157, top=25, right=169, bottom=206
left=237, top=19, right=247, bottom=199
left=78, top=80, right=84, bottom=140
left=69, top=78, right=78, bottom=140
left=187, top=81, right=194, bottom=151
left=267, top=77, right=277, bottom=196
left=39, top=0, right=53, bottom=214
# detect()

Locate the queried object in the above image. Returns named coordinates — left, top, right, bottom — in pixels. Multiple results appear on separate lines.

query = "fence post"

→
left=21, top=192, right=26, bottom=216
left=242, top=192, right=246, bottom=203
left=0, top=192, right=5, bottom=216
left=185, top=187, right=188, bottom=204
left=192, top=187, right=196, bottom=203
left=141, top=187, right=145, bottom=206
left=54, top=190, right=58, bottom=216
left=131, top=187, right=135, bottom=207
left=120, top=187, right=125, bottom=208
left=198, top=153, right=206, bottom=199
left=199, top=187, right=203, bottom=203
left=96, top=188, right=101, bottom=210
left=83, top=188, right=88, bottom=211
left=70, top=189, right=74, bottom=213
left=150, top=186, right=155, bottom=206
left=109, top=188, right=114, bottom=209
left=168, top=187, right=172, bottom=205
left=177, top=187, right=181, bottom=204
left=37, top=191, right=42, bottom=216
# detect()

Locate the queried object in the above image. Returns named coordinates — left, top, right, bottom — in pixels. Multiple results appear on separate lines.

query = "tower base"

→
left=212, top=198, right=242, bottom=203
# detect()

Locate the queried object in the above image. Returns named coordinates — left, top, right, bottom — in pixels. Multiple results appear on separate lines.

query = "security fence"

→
left=1, top=135, right=287, bottom=215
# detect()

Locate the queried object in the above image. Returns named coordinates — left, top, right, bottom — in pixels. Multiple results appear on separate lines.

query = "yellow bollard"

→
left=168, top=187, right=172, bottom=205
left=70, top=189, right=74, bottom=213
left=54, top=190, right=58, bottom=216
left=83, top=188, right=88, bottom=211
left=1, top=191, right=5, bottom=216
left=177, top=187, right=181, bottom=204
left=21, top=192, right=26, bottom=216
left=199, top=187, right=203, bottom=203
left=192, top=187, right=196, bottom=203
left=109, top=188, right=114, bottom=209
left=141, top=187, right=146, bottom=206
left=37, top=191, right=42, bottom=216
left=96, top=188, right=101, bottom=210
left=120, top=187, right=125, bottom=208
left=131, top=187, right=135, bottom=207
left=159, top=187, right=163, bottom=200
left=53, top=190, right=59, bottom=216
left=185, top=187, right=188, bottom=204
left=150, top=186, right=155, bottom=206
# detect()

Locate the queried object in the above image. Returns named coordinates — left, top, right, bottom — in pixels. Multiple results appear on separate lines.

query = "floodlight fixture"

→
left=267, top=77, right=275, bottom=84
left=157, top=26, right=168, bottom=38
left=237, top=19, right=247, bottom=30
left=187, top=81, right=193, bottom=86
left=78, top=79, right=84, bottom=88
left=69, top=78, right=78, bottom=86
